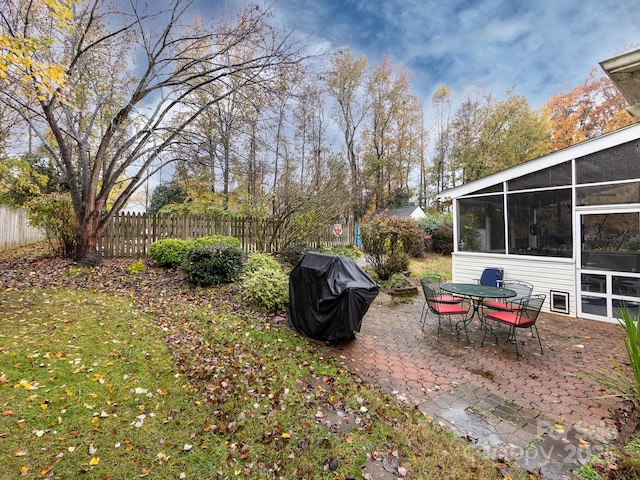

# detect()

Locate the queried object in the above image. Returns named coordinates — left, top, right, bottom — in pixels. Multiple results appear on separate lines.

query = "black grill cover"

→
left=287, top=252, right=379, bottom=342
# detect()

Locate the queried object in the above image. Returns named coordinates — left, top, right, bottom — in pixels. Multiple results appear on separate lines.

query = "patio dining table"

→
left=440, top=283, right=517, bottom=330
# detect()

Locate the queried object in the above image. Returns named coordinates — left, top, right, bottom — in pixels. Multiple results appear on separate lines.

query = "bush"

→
left=25, top=191, right=76, bottom=258
left=585, top=307, right=640, bottom=410
left=148, top=238, right=193, bottom=268
left=193, top=235, right=242, bottom=249
left=279, top=243, right=310, bottom=266
left=417, top=213, right=454, bottom=254
left=315, top=245, right=361, bottom=260
left=245, top=252, right=281, bottom=273
left=431, top=223, right=454, bottom=255
left=243, top=266, right=290, bottom=314
left=181, top=243, right=245, bottom=286
left=360, top=214, right=424, bottom=280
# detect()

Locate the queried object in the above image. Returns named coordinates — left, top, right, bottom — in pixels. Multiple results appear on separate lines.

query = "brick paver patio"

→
left=330, top=292, right=628, bottom=478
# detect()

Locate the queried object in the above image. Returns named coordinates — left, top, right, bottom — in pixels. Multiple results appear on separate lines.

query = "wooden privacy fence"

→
left=0, top=205, right=44, bottom=251
left=99, top=212, right=355, bottom=259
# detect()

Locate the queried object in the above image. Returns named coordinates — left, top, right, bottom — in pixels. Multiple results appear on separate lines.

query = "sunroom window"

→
left=507, top=189, right=572, bottom=257
left=457, top=195, right=505, bottom=253
left=457, top=189, right=572, bottom=257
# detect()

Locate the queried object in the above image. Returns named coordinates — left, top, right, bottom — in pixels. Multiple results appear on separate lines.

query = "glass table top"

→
left=440, top=283, right=517, bottom=299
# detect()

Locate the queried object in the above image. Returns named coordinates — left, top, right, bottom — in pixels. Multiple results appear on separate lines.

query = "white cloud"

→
left=195, top=0, right=638, bottom=112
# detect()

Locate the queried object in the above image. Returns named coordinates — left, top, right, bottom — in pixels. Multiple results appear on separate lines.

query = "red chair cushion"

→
left=429, top=295, right=461, bottom=304
left=485, top=310, right=534, bottom=327
left=482, top=300, right=522, bottom=311
left=433, top=303, right=468, bottom=315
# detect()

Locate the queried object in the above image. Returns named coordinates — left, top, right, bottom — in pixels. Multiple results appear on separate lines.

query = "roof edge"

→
left=437, top=122, right=640, bottom=202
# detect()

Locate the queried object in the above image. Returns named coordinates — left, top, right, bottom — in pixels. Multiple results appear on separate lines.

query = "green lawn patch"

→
left=0, top=289, right=214, bottom=479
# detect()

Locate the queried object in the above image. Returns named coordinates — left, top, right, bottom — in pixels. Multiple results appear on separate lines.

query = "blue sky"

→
left=198, top=0, right=639, bottom=110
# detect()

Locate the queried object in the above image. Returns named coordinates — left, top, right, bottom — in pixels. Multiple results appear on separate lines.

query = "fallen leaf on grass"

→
left=132, top=414, right=145, bottom=428
left=89, top=457, right=100, bottom=466
left=323, top=457, right=339, bottom=471
left=382, top=455, right=400, bottom=473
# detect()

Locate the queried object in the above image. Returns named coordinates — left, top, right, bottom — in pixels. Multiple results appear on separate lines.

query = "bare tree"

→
left=364, top=56, right=420, bottom=209
left=326, top=49, right=369, bottom=213
left=0, top=0, right=302, bottom=263
left=431, top=85, right=452, bottom=197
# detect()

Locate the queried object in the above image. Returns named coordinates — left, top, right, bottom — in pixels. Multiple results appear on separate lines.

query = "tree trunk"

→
left=74, top=211, right=103, bottom=265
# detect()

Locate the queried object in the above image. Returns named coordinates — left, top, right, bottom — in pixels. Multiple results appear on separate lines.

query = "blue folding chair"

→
left=477, top=268, right=503, bottom=287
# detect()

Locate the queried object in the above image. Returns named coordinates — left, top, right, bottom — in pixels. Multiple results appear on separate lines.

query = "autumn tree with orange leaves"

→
left=543, top=68, right=637, bottom=150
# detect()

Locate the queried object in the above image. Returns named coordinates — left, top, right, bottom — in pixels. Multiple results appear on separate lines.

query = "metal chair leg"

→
left=532, top=325, right=543, bottom=355
left=513, top=329, right=521, bottom=359
left=481, top=321, right=498, bottom=347
left=455, top=314, right=470, bottom=344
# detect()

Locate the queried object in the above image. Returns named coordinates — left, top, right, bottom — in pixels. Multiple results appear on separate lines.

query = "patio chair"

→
left=421, top=280, right=471, bottom=342
left=476, top=267, right=504, bottom=287
left=419, top=274, right=463, bottom=327
left=420, top=274, right=462, bottom=304
left=481, top=294, right=546, bottom=359
left=482, top=280, right=533, bottom=312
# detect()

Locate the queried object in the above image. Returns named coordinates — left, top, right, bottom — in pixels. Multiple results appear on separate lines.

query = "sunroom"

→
left=437, top=122, right=640, bottom=323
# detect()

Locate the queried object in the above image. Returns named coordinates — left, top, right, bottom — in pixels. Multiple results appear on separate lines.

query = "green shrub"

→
left=181, top=243, right=245, bottom=286
left=360, top=214, right=424, bottom=280
left=383, top=272, right=409, bottom=289
left=315, top=245, right=361, bottom=260
left=193, top=235, right=242, bottom=249
left=148, top=238, right=193, bottom=268
left=584, top=307, right=640, bottom=410
left=245, top=252, right=281, bottom=273
left=25, top=191, right=76, bottom=258
left=279, top=243, right=310, bottom=266
left=431, top=223, right=454, bottom=255
left=418, top=213, right=454, bottom=254
left=243, top=266, right=290, bottom=314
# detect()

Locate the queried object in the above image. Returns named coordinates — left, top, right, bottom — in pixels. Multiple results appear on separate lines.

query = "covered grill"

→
left=287, top=252, right=379, bottom=344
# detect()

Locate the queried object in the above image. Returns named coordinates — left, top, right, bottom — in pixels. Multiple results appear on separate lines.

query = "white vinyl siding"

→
left=451, top=253, right=576, bottom=316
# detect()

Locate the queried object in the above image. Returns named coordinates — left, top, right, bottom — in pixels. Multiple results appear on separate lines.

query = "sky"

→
left=196, top=0, right=639, bottom=113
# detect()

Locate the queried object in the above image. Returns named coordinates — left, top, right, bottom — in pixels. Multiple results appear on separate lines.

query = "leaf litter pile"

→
left=0, top=245, right=504, bottom=479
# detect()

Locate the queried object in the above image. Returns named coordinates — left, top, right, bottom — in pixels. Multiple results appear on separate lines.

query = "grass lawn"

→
left=409, top=255, right=454, bottom=282
left=0, top=245, right=509, bottom=479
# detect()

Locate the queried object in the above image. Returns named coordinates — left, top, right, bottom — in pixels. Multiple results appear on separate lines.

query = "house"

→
left=376, top=206, right=427, bottom=221
left=437, top=48, right=640, bottom=324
